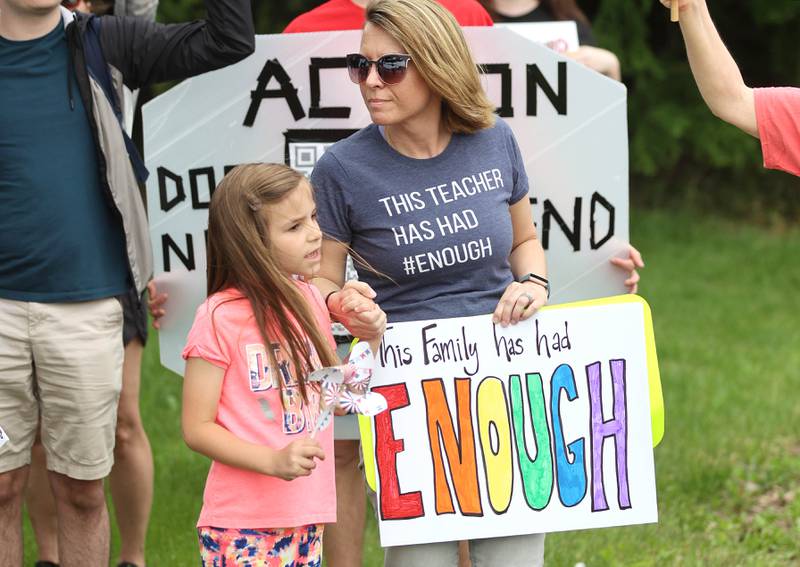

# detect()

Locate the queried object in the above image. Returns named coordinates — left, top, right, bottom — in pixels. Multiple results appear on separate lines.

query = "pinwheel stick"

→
left=311, top=398, right=337, bottom=440
left=671, top=1, right=679, bottom=22
left=310, top=411, right=328, bottom=439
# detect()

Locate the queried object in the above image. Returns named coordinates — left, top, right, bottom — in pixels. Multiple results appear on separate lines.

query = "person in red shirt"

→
left=662, top=0, right=800, bottom=177
left=285, top=0, right=493, bottom=32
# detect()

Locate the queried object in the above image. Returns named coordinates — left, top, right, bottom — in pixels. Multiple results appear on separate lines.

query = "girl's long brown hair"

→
left=479, top=0, right=590, bottom=27
left=206, top=163, right=338, bottom=402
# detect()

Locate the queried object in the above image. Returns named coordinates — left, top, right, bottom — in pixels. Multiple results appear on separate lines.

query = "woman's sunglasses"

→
left=345, top=53, right=413, bottom=85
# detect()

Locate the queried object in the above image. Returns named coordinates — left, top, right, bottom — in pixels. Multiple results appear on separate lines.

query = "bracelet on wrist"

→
left=516, top=272, right=550, bottom=299
left=324, top=290, right=339, bottom=308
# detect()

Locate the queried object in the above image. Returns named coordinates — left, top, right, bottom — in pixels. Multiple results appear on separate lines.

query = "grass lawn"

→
left=23, top=209, right=800, bottom=566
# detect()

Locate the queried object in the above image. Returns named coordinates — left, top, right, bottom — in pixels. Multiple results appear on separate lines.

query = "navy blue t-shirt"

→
left=0, top=19, right=130, bottom=302
left=312, top=118, right=529, bottom=323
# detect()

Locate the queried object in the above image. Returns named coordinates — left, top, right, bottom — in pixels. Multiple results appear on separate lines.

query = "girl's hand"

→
left=492, top=280, right=548, bottom=327
left=147, top=279, right=168, bottom=329
left=609, top=245, right=644, bottom=294
left=271, top=438, right=325, bottom=481
left=329, top=281, right=387, bottom=341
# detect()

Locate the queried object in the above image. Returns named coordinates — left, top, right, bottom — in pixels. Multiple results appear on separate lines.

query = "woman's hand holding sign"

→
left=493, top=278, right=548, bottom=327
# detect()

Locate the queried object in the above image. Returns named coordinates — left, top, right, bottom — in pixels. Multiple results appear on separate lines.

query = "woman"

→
left=311, top=0, right=548, bottom=564
left=482, top=0, right=622, bottom=81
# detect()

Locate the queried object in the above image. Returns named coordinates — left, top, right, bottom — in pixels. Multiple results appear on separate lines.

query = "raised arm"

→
left=663, top=0, right=757, bottom=137
left=100, top=0, right=255, bottom=89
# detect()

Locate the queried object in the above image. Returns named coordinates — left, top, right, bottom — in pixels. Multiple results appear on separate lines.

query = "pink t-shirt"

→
left=754, top=87, right=800, bottom=177
left=182, top=280, right=336, bottom=529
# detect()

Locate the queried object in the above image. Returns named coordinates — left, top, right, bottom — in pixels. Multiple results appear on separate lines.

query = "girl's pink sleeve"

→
left=182, top=301, right=231, bottom=369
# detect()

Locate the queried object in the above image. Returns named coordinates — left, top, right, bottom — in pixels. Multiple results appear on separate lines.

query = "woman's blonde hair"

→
left=366, top=0, right=495, bottom=134
left=206, top=163, right=338, bottom=402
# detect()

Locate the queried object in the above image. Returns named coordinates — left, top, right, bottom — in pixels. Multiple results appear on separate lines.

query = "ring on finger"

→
left=520, top=292, right=534, bottom=305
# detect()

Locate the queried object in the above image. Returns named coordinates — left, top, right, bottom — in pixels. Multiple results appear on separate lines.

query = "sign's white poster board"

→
left=144, top=26, right=630, bottom=375
left=498, top=20, right=580, bottom=53
left=364, top=296, right=659, bottom=547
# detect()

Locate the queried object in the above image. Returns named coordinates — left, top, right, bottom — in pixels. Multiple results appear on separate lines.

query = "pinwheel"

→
left=307, top=342, right=387, bottom=438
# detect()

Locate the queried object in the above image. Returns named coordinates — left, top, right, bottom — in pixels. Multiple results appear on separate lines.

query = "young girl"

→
left=181, top=163, right=385, bottom=566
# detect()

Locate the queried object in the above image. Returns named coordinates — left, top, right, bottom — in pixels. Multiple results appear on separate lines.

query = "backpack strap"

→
left=84, top=16, right=150, bottom=184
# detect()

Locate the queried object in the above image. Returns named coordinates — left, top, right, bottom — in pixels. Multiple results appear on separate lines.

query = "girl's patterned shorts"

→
left=198, top=524, right=324, bottom=566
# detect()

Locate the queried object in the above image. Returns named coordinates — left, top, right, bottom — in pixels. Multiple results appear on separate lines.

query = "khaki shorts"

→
left=0, top=297, right=123, bottom=480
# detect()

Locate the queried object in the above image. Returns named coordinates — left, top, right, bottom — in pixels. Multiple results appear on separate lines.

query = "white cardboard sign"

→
left=367, top=298, right=658, bottom=547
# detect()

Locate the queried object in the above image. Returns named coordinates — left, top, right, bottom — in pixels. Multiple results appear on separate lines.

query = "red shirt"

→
left=284, top=0, right=493, bottom=32
left=754, top=87, right=800, bottom=177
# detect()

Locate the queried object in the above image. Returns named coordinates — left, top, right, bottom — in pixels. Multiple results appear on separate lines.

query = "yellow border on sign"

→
left=359, top=294, right=664, bottom=492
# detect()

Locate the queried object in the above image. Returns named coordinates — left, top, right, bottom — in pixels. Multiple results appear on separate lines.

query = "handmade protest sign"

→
left=144, top=26, right=630, bottom=375
left=361, top=295, right=660, bottom=547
